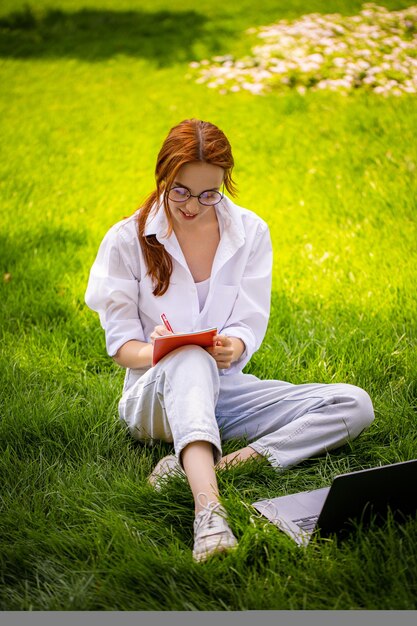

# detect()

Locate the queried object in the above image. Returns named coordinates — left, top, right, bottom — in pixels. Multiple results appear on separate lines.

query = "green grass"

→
left=1, top=0, right=417, bottom=611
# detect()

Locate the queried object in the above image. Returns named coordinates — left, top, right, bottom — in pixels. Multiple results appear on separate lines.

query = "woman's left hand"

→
left=205, top=335, right=244, bottom=369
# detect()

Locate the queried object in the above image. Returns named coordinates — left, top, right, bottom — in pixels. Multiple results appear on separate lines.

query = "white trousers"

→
left=118, top=345, right=375, bottom=469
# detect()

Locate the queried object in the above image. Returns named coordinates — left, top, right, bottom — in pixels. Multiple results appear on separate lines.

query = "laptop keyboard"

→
left=292, top=515, right=319, bottom=532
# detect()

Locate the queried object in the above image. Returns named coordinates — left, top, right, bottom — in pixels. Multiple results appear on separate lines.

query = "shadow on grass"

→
left=0, top=225, right=86, bottom=327
left=0, top=224, right=118, bottom=376
left=0, top=4, right=232, bottom=65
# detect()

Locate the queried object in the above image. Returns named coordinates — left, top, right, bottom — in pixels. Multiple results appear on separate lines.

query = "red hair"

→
left=137, top=119, right=237, bottom=296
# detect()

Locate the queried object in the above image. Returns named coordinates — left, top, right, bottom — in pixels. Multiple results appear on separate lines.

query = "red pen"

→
left=160, top=313, right=174, bottom=333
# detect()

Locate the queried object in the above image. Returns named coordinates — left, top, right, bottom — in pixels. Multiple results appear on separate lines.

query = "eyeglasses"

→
left=167, top=184, right=224, bottom=206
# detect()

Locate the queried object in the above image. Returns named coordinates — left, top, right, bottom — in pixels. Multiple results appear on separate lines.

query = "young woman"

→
left=85, top=118, right=374, bottom=562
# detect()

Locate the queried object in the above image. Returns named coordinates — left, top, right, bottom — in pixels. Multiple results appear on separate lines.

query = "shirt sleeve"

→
left=220, top=222, right=273, bottom=374
left=85, top=224, right=146, bottom=357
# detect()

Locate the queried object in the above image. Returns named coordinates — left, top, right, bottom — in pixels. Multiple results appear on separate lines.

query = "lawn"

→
left=1, top=0, right=417, bottom=611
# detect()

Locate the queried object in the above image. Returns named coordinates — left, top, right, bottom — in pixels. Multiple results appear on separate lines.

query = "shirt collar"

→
left=143, top=196, right=169, bottom=240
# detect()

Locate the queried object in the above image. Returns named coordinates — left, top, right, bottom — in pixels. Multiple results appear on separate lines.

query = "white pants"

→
left=118, top=345, right=375, bottom=469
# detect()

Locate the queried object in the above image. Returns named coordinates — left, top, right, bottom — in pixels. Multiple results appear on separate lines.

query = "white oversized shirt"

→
left=85, top=195, right=273, bottom=378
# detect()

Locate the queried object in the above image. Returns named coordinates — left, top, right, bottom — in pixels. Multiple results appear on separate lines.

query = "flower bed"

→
left=188, top=3, right=417, bottom=96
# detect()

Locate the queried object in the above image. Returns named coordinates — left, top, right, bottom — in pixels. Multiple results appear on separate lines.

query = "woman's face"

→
left=166, top=161, right=224, bottom=228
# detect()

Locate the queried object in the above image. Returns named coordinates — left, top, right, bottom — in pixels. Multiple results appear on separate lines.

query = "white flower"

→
left=308, top=53, right=324, bottom=63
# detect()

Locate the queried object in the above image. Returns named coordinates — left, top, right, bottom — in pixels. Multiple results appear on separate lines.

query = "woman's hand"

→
left=205, top=335, right=245, bottom=369
left=149, top=325, right=173, bottom=345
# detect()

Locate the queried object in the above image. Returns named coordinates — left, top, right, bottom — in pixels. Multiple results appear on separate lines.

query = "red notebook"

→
left=152, top=327, right=217, bottom=366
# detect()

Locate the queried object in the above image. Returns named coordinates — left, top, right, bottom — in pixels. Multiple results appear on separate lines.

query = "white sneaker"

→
left=193, top=493, right=238, bottom=562
left=148, top=454, right=186, bottom=491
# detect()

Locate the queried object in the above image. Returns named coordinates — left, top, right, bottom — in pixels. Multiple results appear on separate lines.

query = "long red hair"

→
left=137, top=119, right=237, bottom=296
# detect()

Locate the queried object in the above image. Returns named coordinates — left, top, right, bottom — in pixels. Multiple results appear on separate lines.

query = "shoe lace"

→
left=195, top=493, right=226, bottom=533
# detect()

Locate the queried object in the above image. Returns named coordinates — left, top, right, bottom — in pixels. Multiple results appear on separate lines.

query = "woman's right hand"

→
left=150, top=325, right=173, bottom=345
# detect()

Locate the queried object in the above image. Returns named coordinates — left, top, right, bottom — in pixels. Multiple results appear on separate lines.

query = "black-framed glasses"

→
left=167, top=184, right=224, bottom=206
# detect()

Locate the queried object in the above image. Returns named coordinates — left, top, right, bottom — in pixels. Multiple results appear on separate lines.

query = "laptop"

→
left=252, top=459, right=417, bottom=546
